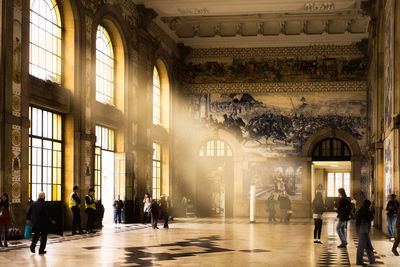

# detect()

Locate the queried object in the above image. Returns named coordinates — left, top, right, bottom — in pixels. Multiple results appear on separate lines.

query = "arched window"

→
left=199, top=140, right=233, bottom=157
left=96, top=25, right=114, bottom=105
left=29, top=0, right=62, bottom=83
left=312, top=138, right=351, bottom=161
left=153, top=66, right=161, bottom=124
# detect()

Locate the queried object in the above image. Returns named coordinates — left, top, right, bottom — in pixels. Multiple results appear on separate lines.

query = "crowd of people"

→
left=1, top=185, right=400, bottom=265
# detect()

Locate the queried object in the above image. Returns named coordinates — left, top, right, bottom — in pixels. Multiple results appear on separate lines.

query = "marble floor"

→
left=0, top=213, right=399, bottom=267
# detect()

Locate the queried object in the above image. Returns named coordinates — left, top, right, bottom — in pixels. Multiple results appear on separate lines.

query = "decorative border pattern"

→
left=183, top=81, right=367, bottom=94
left=187, top=44, right=364, bottom=60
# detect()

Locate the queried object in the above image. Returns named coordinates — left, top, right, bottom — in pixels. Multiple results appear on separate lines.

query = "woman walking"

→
left=312, top=192, right=324, bottom=244
left=355, top=200, right=375, bottom=265
left=0, top=193, right=10, bottom=247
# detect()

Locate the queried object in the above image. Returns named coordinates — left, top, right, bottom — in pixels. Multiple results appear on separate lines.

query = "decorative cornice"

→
left=187, top=44, right=364, bottom=60
left=183, top=81, right=367, bottom=94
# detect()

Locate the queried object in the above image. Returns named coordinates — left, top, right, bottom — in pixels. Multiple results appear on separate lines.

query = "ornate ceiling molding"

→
left=183, top=81, right=367, bottom=94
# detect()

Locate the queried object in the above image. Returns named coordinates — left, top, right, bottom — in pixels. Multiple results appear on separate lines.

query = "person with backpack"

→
left=335, top=188, right=350, bottom=248
left=313, top=192, right=324, bottom=244
left=386, top=194, right=399, bottom=241
left=355, top=199, right=376, bottom=265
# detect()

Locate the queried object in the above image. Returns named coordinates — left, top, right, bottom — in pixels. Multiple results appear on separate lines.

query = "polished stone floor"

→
left=0, top=213, right=399, bottom=266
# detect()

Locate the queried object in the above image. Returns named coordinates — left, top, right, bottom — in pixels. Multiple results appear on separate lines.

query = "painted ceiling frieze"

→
left=182, top=56, right=367, bottom=84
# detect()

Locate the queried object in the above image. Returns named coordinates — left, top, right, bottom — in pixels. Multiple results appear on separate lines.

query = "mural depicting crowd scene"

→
left=243, top=161, right=302, bottom=200
left=183, top=57, right=367, bottom=84
left=190, top=92, right=366, bottom=157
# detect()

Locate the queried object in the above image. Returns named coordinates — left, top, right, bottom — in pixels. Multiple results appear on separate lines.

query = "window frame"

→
left=29, top=105, right=63, bottom=201
left=29, top=0, right=62, bottom=84
left=327, top=171, right=351, bottom=197
left=199, top=139, right=233, bottom=158
left=95, top=25, right=115, bottom=105
left=152, top=142, right=161, bottom=199
left=153, top=66, right=161, bottom=125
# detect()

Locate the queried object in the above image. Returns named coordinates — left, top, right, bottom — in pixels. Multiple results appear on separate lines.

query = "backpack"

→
left=346, top=200, right=355, bottom=220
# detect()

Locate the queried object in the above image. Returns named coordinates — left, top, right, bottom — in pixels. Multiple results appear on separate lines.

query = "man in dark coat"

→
left=150, top=199, right=159, bottom=229
left=113, top=195, right=124, bottom=224
left=161, top=196, right=170, bottom=229
left=26, top=192, right=54, bottom=254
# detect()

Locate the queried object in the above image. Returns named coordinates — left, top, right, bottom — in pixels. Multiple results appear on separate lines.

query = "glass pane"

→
left=335, top=173, right=343, bottom=195
left=30, top=0, right=61, bottom=83
left=327, top=173, right=335, bottom=197
left=96, top=25, right=114, bottom=105
left=344, top=172, right=350, bottom=196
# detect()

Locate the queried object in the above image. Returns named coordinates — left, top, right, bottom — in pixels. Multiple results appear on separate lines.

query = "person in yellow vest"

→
left=69, top=185, right=84, bottom=235
left=85, top=188, right=98, bottom=234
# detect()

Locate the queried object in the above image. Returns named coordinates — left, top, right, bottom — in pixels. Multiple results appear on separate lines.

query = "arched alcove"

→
left=303, top=126, right=363, bottom=207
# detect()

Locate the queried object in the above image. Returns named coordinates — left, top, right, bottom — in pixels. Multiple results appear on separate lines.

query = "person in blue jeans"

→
left=386, top=194, right=399, bottom=240
left=335, top=188, right=350, bottom=248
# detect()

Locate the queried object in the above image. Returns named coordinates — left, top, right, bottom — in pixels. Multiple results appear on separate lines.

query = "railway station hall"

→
left=1, top=0, right=400, bottom=266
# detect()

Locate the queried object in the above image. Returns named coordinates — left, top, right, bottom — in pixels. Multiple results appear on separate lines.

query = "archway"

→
left=193, top=129, right=243, bottom=218
left=303, top=126, right=362, bottom=209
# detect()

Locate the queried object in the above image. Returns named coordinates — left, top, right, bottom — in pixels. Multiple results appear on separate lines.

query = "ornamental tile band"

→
left=183, top=81, right=367, bottom=94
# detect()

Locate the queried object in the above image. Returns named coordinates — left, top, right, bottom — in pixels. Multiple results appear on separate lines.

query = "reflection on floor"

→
left=0, top=214, right=400, bottom=266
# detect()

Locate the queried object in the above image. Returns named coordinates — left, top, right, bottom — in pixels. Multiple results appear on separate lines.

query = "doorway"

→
left=312, top=161, right=352, bottom=210
left=196, top=140, right=234, bottom=217
left=101, top=150, right=115, bottom=224
left=310, top=137, right=352, bottom=210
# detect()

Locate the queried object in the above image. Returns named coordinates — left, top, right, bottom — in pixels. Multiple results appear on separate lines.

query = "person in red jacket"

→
left=0, top=193, right=10, bottom=247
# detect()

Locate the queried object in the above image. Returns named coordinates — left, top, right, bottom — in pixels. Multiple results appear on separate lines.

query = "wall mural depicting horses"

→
left=190, top=91, right=367, bottom=157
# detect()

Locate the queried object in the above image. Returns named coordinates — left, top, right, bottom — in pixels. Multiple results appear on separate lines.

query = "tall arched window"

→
left=153, top=66, right=161, bottom=124
left=30, top=0, right=62, bottom=83
left=96, top=25, right=114, bottom=105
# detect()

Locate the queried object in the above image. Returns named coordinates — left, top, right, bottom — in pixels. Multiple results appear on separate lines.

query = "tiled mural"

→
left=183, top=57, right=367, bottom=84
left=244, top=161, right=302, bottom=200
left=384, top=0, right=394, bottom=130
left=190, top=92, right=366, bottom=157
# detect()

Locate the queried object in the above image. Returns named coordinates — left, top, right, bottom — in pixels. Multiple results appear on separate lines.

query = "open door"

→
left=114, top=153, right=126, bottom=223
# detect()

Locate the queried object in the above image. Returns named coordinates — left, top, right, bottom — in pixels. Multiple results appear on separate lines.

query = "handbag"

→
left=24, top=224, right=32, bottom=239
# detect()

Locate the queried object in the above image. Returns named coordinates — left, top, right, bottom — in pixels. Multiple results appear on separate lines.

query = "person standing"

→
left=150, top=199, right=159, bottom=229
left=266, top=193, right=276, bottom=223
left=336, top=188, right=350, bottom=248
left=113, top=195, right=124, bottom=224
left=392, top=209, right=400, bottom=256
left=313, top=192, right=324, bottom=244
left=355, top=200, right=376, bottom=265
left=0, top=193, right=10, bottom=247
left=161, top=196, right=170, bottom=229
left=85, top=188, right=98, bottom=233
left=69, top=186, right=83, bottom=235
left=278, top=192, right=291, bottom=223
left=143, top=193, right=151, bottom=224
left=386, top=194, right=399, bottom=241
left=26, top=192, right=55, bottom=254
